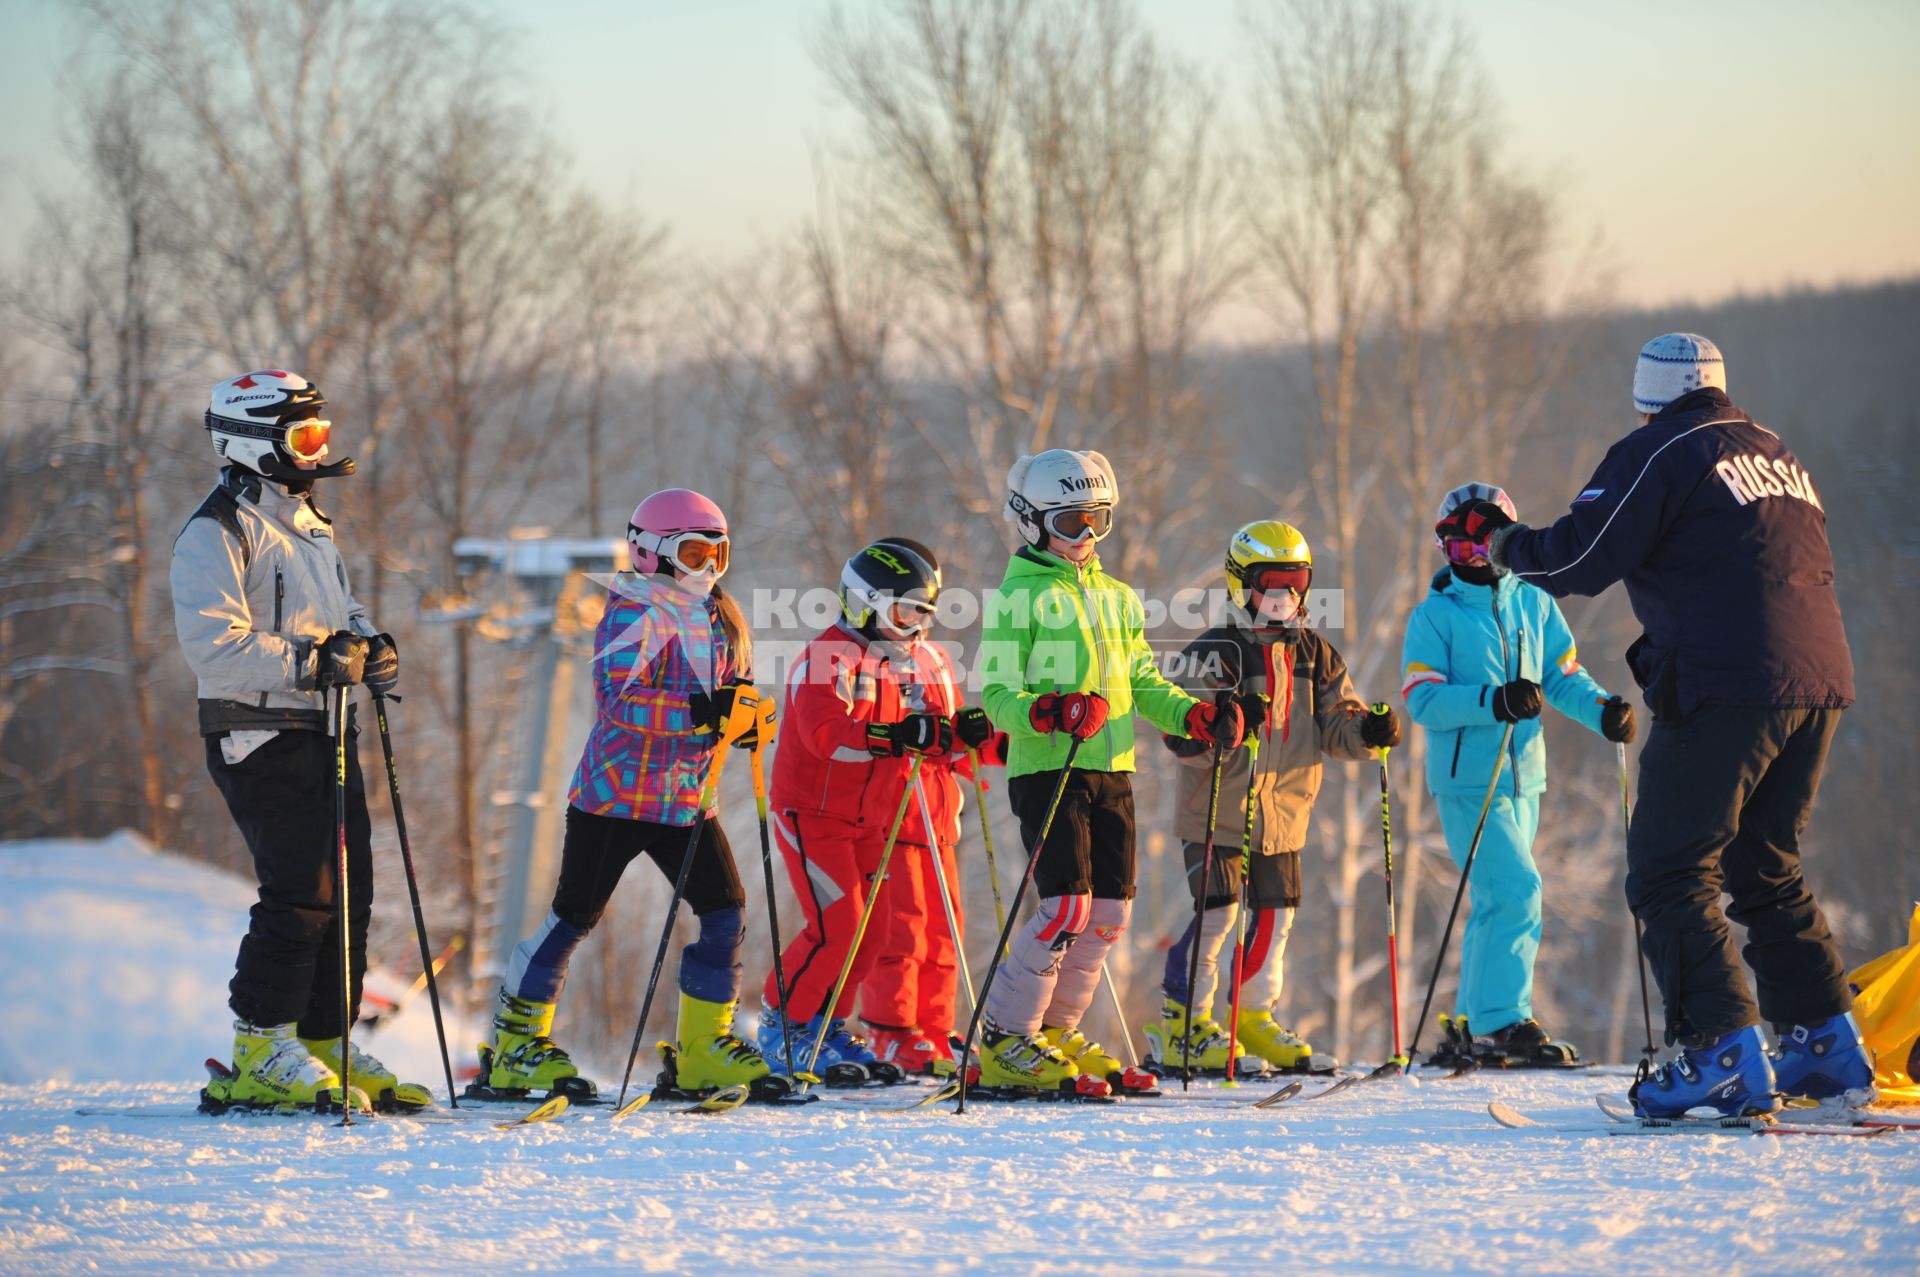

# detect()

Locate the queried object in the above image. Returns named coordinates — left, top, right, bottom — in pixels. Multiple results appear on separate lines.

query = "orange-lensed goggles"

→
left=664, top=531, right=730, bottom=575
left=283, top=418, right=331, bottom=462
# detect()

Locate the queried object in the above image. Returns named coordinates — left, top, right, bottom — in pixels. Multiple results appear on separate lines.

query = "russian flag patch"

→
left=1574, top=488, right=1605, bottom=504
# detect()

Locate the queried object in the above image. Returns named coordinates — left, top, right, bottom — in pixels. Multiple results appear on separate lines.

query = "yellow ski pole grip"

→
left=1370, top=700, right=1392, bottom=762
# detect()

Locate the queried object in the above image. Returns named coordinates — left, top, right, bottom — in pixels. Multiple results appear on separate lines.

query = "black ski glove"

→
left=866, top=712, right=955, bottom=758
left=312, top=631, right=369, bottom=691
left=1236, top=691, right=1270, bottom=739
left=1359, top=705, right=1402, bottom=748
left=689, top=683, right=760, bottom=746
left=1600, top=695, right=1637, bottom=744
left=364, top=633, right=399, bottom=697
left=1491, top=678, right=1544, bottom=723
left=955, top=706, right=996, bottom=750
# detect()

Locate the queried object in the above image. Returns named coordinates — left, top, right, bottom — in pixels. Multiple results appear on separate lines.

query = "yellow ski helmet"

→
left=1225, top=520, right=1312, bottom=613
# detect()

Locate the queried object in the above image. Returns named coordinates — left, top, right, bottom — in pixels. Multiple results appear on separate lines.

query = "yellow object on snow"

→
left=1849, top=904, right=1920, bottom=1104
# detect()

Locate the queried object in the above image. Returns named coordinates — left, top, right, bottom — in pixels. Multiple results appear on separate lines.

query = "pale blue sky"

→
left=2, top=0, right=1916, bottom=308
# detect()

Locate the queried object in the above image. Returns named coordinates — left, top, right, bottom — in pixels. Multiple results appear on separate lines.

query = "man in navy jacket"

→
left=1438, top=333, right=1874, bottom=1118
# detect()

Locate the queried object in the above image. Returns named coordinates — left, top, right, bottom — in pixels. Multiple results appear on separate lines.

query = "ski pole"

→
left=371, top=692, right=459, bottom=1109
left=332, top=683, right=355, bottom=1126
left=1373, top=703, right=1406, bottom=1071
left=799, top=754, right=926, bottom=1085
left=956, top=735, right=1084, bottom=1114
left=1406, top=720, right=1514, bottom=1070
left=1224, top=732, right=1261, bottom=1088
left=1100, top=966, right=1138, bottom=1067
left=746, top=693, right=798, bottom=1080
left=915, top=775, right=977, bottom=1018
left=1620, top=740, right=1656, bottom=1075
left=1182, top=690, right=1233, bottom=1091
left=615, top=688, right=760, bottom=1109
left=966, top=746, right=1009, bottom=943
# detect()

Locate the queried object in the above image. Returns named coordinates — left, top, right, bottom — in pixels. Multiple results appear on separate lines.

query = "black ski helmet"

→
left=839, top=537, right=941, bottom=640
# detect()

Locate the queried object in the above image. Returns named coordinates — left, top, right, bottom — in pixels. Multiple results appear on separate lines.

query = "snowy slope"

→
left=0, top=836, right=1916, bottom=1276
left=0, top=833, right=470, bottom=1087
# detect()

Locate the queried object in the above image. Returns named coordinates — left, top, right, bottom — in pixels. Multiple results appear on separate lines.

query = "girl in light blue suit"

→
left=1401, top=482, right=1635, bottom=1065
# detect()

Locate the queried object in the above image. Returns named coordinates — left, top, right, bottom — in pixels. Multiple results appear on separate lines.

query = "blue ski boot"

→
left=755, top=1007, right=881, bottom=1087
left=1770, top=1012, right=1877, bottom=1107
left=822, top=1017, right=908, bottom=1085
left=1630, top=1024, right=1778, bottom=1119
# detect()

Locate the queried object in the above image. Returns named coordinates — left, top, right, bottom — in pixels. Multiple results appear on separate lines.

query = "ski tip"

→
left=696, top=1085, right=750, bottom=1113
left=611, top=1094, right=652, bottom=1120
left=1486, top=1100, right=1541, bottom=1130
left=493, top=1094, right=570, bottom=1130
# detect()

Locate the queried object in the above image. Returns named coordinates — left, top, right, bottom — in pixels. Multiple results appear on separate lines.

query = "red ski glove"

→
left=1030, top=692, right=1109, bottom=741
left=1185, top=698, right=1245, bottom=750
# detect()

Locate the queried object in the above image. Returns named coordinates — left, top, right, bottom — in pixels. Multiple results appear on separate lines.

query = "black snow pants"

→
left=208, top=719, right=373, bottom=1038
left=1624, top=703, right=1851, bottom=1044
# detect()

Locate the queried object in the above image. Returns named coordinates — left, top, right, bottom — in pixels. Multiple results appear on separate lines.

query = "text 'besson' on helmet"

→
left=205, top=371, right=353, bottom=482
left=626, top=488, right=729, bottom=578
left=1434, top=482, right=1517, bottom=549
left=841, top=537, right=942, bottom=641
left=1225, top=520, right=1312, bottom=613
left=1005, top=449, right=1118, bottom=549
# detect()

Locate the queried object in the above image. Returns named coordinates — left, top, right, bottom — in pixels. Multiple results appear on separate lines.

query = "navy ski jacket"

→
left=1495, top=387, right=1853, bottom=718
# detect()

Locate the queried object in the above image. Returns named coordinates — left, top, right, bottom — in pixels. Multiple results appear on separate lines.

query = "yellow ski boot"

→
left=1237, top=1008, right=1318, bottom=1072
left=303, top=1035, right=432, bottom=1111
left=479, top=992, right=594, bottom=1099
left=673, top=994, right=772, bottom=1091
left=205, top=1022, right=370, bottom=1113
left=1148, top=998, right=1241, bottom=1072
left=1043, top=1025, right=1125, bottom=1083
left=976, top=1025, right=1101, bottom=1094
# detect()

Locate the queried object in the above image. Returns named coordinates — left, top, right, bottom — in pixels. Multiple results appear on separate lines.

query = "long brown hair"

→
left=712, top=583, right=752, bottom=674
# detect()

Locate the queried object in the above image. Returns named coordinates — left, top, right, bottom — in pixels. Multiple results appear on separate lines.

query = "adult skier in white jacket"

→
left=171, top=370, right=425, bottom=1113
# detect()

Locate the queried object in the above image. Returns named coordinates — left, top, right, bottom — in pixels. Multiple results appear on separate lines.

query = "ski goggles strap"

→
left=1043, top=504, right=1114, bottom=543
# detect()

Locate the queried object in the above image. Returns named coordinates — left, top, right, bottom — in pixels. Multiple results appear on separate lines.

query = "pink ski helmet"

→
left=627, top=488, right=729, bottom=575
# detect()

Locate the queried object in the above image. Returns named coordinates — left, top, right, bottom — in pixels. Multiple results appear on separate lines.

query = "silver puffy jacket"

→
left=170, top=467, right=378, bottom=735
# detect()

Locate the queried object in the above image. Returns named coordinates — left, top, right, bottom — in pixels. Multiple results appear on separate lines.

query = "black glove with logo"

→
left=955, top=706, right=996, bottom=750
left=1491, top=678, right=1544, bottom=723
left=364, top=633, right=399, bottom=697
left=313, top=631, right=369, bottom=691
left=867, top=712, right=955, bottom=758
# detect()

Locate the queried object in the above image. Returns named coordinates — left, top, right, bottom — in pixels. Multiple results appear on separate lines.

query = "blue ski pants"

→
left=1437, top=791, right=1541, bottom=1034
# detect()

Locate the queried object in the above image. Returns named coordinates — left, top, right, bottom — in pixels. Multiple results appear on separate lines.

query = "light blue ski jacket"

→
left=1401, top=568, right=1611, bottom=798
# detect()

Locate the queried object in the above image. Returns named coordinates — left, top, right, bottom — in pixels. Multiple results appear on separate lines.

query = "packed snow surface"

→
left=2, top=836, right=1916, bottom=1275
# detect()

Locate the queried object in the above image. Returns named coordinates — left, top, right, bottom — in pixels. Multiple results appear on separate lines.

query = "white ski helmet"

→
left=205, top=370, right=353, bottom=482
left=1434, top=481, right=1517, bottom=549
left=1005, top=448, right=1118, bottom=549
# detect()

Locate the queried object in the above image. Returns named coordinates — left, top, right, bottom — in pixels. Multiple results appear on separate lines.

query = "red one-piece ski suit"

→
left=764, top=622, right=991, bottom=1035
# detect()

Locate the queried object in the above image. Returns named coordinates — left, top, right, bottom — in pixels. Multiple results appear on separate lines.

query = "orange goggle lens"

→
left=672, top=534, right=730, bottom=575
left=284, top=418, right=331, bottom=462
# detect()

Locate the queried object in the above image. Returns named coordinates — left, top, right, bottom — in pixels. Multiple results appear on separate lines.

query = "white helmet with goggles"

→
left=1005, top=448, right=1117, bottom=549
left=205, top=371, right=353, bottom=482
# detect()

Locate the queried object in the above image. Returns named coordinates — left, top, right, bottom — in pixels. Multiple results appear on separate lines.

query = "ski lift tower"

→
left=451, top=532, right=625, bottom=1000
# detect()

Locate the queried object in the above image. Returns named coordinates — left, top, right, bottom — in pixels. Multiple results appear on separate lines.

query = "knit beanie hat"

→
left=1633, top=332, right=1726, bottom=414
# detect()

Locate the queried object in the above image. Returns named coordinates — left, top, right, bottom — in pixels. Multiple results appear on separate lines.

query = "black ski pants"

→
left=208, top=721, right=372, bottom=1039
left=1625, top=703, right=1851, bottom=1044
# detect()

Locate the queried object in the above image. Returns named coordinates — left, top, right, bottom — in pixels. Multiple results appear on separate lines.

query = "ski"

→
left=892, top=1078, right=963, bottom=1110
left=1250, top=1079, right=1306, bottom=1109
left=493, top=1095, right=570, bottom=1129
left=1495, top=1100, right=1892, bottom=1138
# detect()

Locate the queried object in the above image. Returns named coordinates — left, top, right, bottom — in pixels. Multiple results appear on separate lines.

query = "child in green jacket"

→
left=975, top=448, right=1241, bottom=1095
